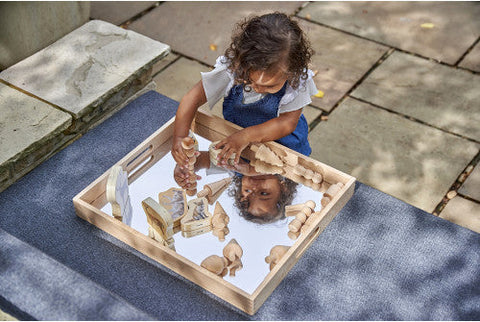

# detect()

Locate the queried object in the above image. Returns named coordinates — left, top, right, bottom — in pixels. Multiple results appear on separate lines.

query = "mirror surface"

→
left=102, top=135, right=324, bottom=294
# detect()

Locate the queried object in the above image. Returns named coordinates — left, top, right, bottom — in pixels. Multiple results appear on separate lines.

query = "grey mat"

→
left=1, top=91, right=479, bottom=320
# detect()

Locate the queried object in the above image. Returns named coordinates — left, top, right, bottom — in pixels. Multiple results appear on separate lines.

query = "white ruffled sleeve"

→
left=201, top=56, right=235, bottom=109
left=278, top=69, right=318, bottom=115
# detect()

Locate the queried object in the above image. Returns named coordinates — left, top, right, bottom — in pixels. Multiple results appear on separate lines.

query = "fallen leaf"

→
left=320, top=115, right=329, bottom=121
left=209, top=44, right=218, bottom=51
left=421, top=22, right=435, bottom=29
left=314, top=90, right=324, bottom=98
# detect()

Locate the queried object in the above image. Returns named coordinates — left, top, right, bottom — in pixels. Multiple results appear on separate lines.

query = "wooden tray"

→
left=73, top=110, right=355, bottom=315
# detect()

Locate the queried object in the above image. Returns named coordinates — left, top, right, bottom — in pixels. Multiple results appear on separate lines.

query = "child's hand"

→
left=173, top=163, right=201, bottom=190
left=172, top=136, right=198, bottom=168
left=215, top=132, right=250, bottom=166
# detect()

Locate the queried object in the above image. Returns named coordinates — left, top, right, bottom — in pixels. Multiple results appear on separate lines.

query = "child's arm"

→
left=172, top=81, right=207, bottom=167
left=215, top=109, right=303, bottom=165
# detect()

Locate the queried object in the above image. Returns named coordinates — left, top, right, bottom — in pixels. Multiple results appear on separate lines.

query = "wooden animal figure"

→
left=250, top=144, right=283, bottom=167
left=201, top=255, right=228, bottom=277
left=223, top=239, right=243, bottom=276
left=181, top=197, right=213, bottom=236
left=197, top=177, right=232, bottom=204
left=142, top=197, right=175, bottom=250
left=211, top=202, right=230, bottom=242
left=209, top=141, right=236, bottom=167
left=265, top=245, right=290, bottom=271
left=106, top=165, right=133, bottom=225
left=158, top=188, right=187, bottom=230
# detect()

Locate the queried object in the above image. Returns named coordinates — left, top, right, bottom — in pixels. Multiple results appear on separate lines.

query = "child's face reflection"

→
left=240, top=175, right=282, bottom=217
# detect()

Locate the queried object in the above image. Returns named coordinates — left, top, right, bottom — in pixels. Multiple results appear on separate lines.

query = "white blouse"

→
left=201, top=56, right=318, bottom=115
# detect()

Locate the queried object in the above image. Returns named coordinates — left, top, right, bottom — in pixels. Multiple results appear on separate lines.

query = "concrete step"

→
left=0, top=20, right=170, bottom=192
left=0, top=228, right=154, bottom=320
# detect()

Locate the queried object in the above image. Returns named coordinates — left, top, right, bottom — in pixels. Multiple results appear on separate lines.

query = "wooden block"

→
left=251, top=159, right=283, bottom=175
left=312, top=173, right=323, bottom=184
left=158, top=187, right=187, bottom=229
left=285, top=204, right=305, bottom=217
left=142, top=197, right=174, bottom=248
left=106, top=165, right=133, bottom=225
left=282, top=152, right=298, bottom=167
left=181, top=197, right=212, bottom=232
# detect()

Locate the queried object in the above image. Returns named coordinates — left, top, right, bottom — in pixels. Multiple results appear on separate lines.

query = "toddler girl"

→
left=172, top=12, right=317, bottom=169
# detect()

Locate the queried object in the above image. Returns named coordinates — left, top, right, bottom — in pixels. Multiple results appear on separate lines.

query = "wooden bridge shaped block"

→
left=142, top=197, right=174, bottom=246
left=181, top=197, right=213, bottom=232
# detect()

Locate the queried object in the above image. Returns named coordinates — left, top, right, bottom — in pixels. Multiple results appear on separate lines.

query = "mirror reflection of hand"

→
left=215, top=132, right=249, bottom=166
left=174, top=163, right=201, bottom=190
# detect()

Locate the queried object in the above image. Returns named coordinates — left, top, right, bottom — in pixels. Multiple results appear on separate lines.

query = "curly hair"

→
left=224, top=12, right=314, bottom=90
left=228, top=174, right=298, bottom=224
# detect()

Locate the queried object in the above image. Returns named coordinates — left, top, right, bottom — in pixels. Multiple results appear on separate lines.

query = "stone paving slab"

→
left=0, top=83, right=71, bottom=190
left=351, top=51, right=480, bottom=142
left=459, top=42, right=480, bottom=72
left=459, top=165, right=480, bottom=201
left=440, top=196, right=480, bottom=234
left=309, top=97, right=479, bottom=213
left=90, top=1, right=156, bottom=26
left=296, top=19, right=388, bottom=112
left=298, top=2, right=480, bottom=65
left=0, top=20, right=169, bottom=119
left=128, top=1, right=304, bottom=67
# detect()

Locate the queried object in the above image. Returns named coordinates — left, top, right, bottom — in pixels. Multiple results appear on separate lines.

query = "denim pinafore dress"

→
left=223, top=82, right=312, bottom=156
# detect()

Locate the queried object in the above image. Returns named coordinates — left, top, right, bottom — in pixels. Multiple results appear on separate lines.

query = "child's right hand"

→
left=172, top=136, right=189, bottom=168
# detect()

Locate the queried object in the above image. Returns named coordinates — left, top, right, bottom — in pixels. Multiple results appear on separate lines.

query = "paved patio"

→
left=113, top=1, right=479, bottom=229
left=0, top=2, right=479, bottom=319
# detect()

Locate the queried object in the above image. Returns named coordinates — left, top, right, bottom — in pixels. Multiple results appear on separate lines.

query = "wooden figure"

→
left=321, top=182, right=344, bottom=207
left=288, top=219, right=303, bottom=233
left=295, top=212, right=307, bottom=224
left=282, top=152, right=298, bottom=167
left=209, top=141, right=235, bottom=167
left=197, top=177, right=232, bottom=205
left=211, top=202, right=230, bottom=242
left=288, top=230, right=301, bottom=240
left=142, top=197, right=175, bottom=250
left=201, top=255, right=228, bottom=277
left=158, top=188, right=187, bottom=230
left=106, top=165, right=133, bottom=225
left=181, top=197, right=213, bottom=235
left=250, top=144, right=283, bottom=167
left=223, top=239, right=243, bottom=263
left=324, top=182, right=344, bottom=199
left=181, top=136, right=198, bottom=196
left=228, top=257, right=243, bottom=277
left=251, top=159, right=283, bottom=175
left=312, top=173, right=323, bottom=184
left=285, top=200, right=316, bottom=217
left=265, top=245, right=290, bottom=271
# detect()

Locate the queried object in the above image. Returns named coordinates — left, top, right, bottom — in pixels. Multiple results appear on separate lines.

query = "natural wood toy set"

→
left=73, top=111, right=355, bottom=315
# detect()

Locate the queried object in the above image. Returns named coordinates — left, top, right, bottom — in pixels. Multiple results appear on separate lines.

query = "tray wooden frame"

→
left=73, top=110, right=356, bottom=315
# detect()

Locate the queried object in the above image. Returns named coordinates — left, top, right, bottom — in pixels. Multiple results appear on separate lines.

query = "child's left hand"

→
left=215, top=131, right=250, bottom=166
